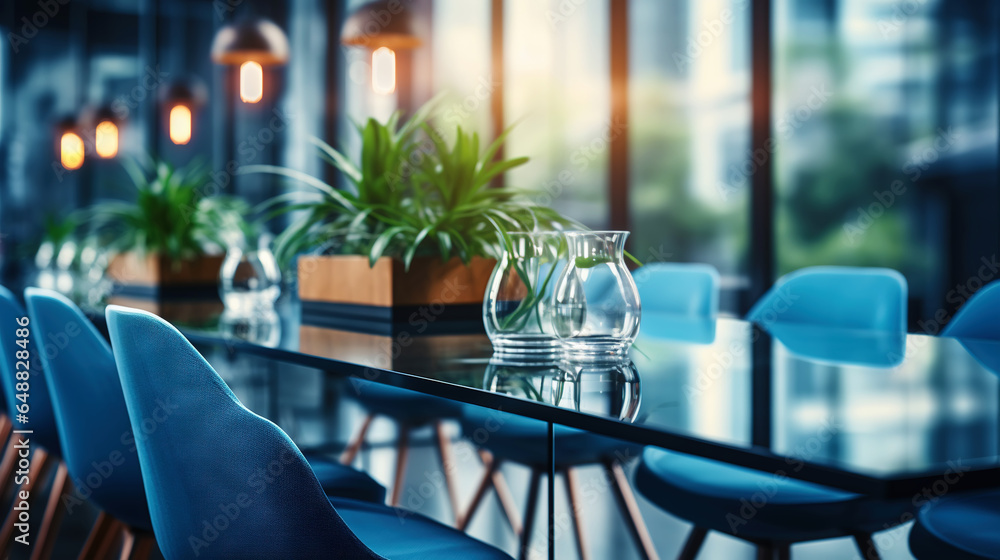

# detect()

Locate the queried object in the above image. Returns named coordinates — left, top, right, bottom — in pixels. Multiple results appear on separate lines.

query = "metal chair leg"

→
left=518, top=470, right=543, bottom=560
left=564, top=469, right=589, bottom=560
left=340, top=413, right=375, bottom=465
left=677, top=527, right=708, bottom=560
left=605, top=459, right=659, bottom=560
left=31, top=462, right=70, bottom=560
left=389, top=425, right=411, bottom=506
left=118, top=527, right=136, bottom=560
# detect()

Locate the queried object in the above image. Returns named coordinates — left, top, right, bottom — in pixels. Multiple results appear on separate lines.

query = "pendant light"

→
left=161, top=78, right=208, bottom=145
left=91, top=106, right=121, bottom=159
left=55, top=117, right=85, bottom=170
left=341, top=0, right=423, bottom=95
left=211, top=18, right=289, bottom=104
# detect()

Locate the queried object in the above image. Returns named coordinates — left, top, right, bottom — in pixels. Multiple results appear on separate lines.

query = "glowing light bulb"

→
left=60, top=132, right=85, bottom=170
left=169, top=105, right=192, bottom=145
left=240, top=61, right=263, bottom=103
left=95, top=120, right=118, bottom=158
left=372, top=47, right=396, bottom=95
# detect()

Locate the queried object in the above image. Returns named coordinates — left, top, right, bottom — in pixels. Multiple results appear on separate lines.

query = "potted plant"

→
left=84, top=157, right=248, bottom=315
left=247, top=100, right=572, bottom=332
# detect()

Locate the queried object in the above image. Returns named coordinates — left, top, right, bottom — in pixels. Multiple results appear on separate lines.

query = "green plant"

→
left=246, top=98, right=575, bottom=270
left=85, top=157, right=248, bottom=261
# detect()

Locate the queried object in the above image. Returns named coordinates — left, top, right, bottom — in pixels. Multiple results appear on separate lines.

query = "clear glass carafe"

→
left=219, top=245, right=281, bottom=318
left=483, top=232, right=564, bottom=356
left=552, top=231, right=641, bottom=357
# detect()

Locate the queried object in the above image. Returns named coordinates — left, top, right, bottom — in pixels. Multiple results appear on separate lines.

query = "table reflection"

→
left=483, top=355, right=641, bottom=422
left=219, top=308, right=282, bottom=347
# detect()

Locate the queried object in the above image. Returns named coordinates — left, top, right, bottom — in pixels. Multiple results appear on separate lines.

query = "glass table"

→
left=170, top=302, right=1000, bottom=558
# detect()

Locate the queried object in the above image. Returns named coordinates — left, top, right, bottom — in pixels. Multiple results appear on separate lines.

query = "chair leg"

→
left=457, top=451, right=498, bottom=531
left=605, top=459, right=659, bottom=560
left=518, top=470, right=543, bottom=560
left=489, top=458, right=523, bottom=536
left=131, top=532, right=156, bottom=560
left=389, top=425, right=411, bottom=506
left=78, top=512, right=114, bottom=560
left=775, top=544, right=791, bottom=560
left=853, top=533, right=881, bottom=560
left=93, top=520, right=125, bottom=560
left=677, top=527, right=708, bottom=560
left=340, top=413, right=375, bottom=465
left=433, top=422, right=461, bottom=523
left=0, top=448, right=52, bottom=557
left=563, top=469, right=588, bottom=560
left=0, top=431, right=21, bottom=500
left=118, top=527, right=137, bottom=560
left=30, top=462, right=70, bottom=560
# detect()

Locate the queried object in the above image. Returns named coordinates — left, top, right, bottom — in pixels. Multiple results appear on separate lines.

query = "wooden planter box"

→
left=297, top=255, right=496, bottom=335
left=106, top=252, right=225, bottom=323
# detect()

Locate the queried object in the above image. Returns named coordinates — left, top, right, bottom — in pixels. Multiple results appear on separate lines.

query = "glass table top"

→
left=174, top=301, right=1000, bottom=498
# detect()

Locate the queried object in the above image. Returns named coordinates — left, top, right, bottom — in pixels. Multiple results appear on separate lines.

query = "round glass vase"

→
left=483, top=232, right=564, bottom=356
left=552, top=231, right=641, bottom=357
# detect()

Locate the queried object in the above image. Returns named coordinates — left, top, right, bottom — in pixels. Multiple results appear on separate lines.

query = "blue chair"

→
left=26, top=289, right=387, bottom=557
left=635, top=266, right=911, bottom=559
left=909, top=489, right=1000, bottom=559
left=635, top=262, right=720, bottom=318
left=0, top=285, right=65, bottom=557
left=105, top=305, right=510, bottom=560
left=942, top=280, right=1000, bottom=340
left=747, top=266, right=907, bottom=331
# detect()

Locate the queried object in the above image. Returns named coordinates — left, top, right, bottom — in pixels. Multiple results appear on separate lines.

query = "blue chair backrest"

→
left=634, top=263, right=720, bottom=318
left=942, top=280, right=1000, bottom=340
left=25, top=288, right=151, bottom=529
left=106, top=305, right=376, bottom=559
left=0, top=285, right=61, bottom=454
left=747, top=266, right=907, bottom=332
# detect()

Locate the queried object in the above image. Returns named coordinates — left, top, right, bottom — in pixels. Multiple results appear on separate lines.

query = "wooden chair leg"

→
left=131, top=533, right=156, bottom=560
left=518, top=470, right=543, bottom=560
left=389, top=425, right=411, bottom=506
left=457, top=451, right=498, bottom=531
left=0, top=449, right=52, bottom=557
left=340, top=414, right=375, bottom=465
left=78, top=512, right=114, bottom=560
left=490, top=463, right=522, bottom=536
left=0, top=431, right=21, bottom=499
left=563, top=469, right=589, bottom=560
left=434, top=422, right=461, bottom=523
left=94, top=520, right=126, bottom=560
left=30, top=462, right=70, bottom=560
left=677, top=527, right=708, bottom=560
left=605, top=459, right=659, bottom=560
left=853, top=533, right=881, bottom=560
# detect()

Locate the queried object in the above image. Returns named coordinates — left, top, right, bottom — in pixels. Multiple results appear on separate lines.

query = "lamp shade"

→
left=341, top=0, right=422, bottom=50
left=160, top=78, right=209, bottom=107
left=211, top=19, right=289, bottom=65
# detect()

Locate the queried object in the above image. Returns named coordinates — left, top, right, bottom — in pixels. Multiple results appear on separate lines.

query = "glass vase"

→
left=219, top=246, right=282, bottom=318
left=552, top=231, right=641, bottom=357
left=483, top=232, right=564, bottom=356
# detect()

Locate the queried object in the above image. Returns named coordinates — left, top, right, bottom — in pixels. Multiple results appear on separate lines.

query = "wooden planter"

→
left=106, top=252, right=225, bottom=323
left=297, top=255, right=496, bottom=335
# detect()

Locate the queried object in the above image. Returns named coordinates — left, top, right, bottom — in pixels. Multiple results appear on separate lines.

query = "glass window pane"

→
left=504, top=0, right=610, bottom=228
left=629, top=0, right=751, bottom=291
